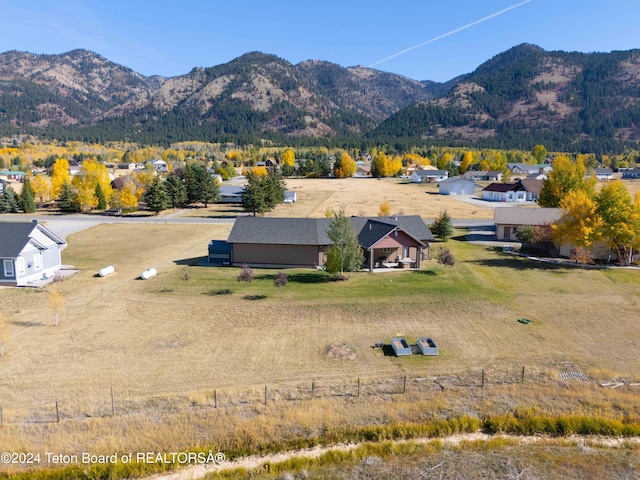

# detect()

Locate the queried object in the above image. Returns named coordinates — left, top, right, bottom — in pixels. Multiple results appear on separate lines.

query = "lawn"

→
left=0, top=222, right=639, bottom=470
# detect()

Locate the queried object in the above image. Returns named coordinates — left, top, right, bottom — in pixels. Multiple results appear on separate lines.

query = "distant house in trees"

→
left=507, top=163, right=551, bottom=176
left=593, top=168, right=614, bottom=180
left=0, top=221, right=67, bottom=287
left=223, top=215, right=434, bottom=272
left=0, top=171, right=26, bottom=182
left=218, top=185, right=244, bottom=203
left=411, top=169, right=448, bottom=183
left=463, top=171, right=503, bottom=182
left=438, top=177, right=477, bottom=195
left=622, top=168, right=640, bottom=179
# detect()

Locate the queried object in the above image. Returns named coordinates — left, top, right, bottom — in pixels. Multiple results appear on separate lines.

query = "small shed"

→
left=391, top=337, right=411, bottom=356
left=208, top=240, right=232, bottom=265
left=417, top=337, right=438, bottom=355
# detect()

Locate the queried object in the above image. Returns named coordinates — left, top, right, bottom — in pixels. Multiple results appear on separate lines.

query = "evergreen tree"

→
left=325, top=207, right=363, bottom=278
left=429, top=210, right=454, bottom=242
left=20, top=176, right=36, bottom=213
left=241, top=173, right=269, bottom=216
left=95, top=182, right=107, bottom=210
left=1, top=186, right=20, bottom=213
left=164, top=174, right=187, bottom=208
left=57, top=181, right=79, bottom=212
left=183, top=163, right=219, bottom=206
left=144, top=176, right=169, bottom=215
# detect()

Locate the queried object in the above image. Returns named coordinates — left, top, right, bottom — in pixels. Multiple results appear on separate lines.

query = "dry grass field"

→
left=1, top=221, right=640, bottom=475
left=179, top=177, right=496, bottom=219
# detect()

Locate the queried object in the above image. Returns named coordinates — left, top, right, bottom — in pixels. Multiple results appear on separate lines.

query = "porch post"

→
left=369, top=249, right=374, bottom=272
left=416, top=247, right=421, bottom=269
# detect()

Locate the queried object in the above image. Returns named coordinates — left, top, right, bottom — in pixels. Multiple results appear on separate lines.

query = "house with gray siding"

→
left=225, top=215, right=434, bottom=271
left=0, top=221, right=67, bottom=286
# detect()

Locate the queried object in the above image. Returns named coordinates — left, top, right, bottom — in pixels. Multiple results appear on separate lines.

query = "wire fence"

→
left=0, top=364, right=574, bottom=426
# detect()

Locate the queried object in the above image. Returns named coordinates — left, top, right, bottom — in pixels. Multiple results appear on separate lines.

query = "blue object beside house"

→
left=0, top=221, right=67, bottom=286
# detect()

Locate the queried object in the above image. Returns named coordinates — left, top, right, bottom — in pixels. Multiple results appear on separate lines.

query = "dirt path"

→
left=146, top=433, right=640, bottom=480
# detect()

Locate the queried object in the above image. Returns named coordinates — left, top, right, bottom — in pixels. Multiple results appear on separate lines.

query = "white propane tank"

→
left=140, top=268, right=157, bottom=280
left=99, top=265, right=115, bottom=277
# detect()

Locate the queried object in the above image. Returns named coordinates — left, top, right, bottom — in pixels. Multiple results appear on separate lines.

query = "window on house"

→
left=3, top=259, right=14, bottom=277
left=382, top=247, right=394, bottom=254
left=34, top=253, right=42, bottom=271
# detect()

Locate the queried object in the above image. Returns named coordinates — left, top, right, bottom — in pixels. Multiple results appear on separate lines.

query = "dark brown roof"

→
left=518, top=179, right=544, bottom=194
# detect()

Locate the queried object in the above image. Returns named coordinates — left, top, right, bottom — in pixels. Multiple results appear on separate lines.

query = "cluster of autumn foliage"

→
left=537, top=156, right=640, bottom=266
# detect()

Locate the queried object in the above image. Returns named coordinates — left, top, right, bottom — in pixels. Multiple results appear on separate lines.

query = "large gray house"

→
left=0, top=221, right=67, bottom=287
left=215, top=215, right=434, bottom=271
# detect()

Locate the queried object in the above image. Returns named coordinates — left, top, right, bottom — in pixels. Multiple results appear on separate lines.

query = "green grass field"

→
left=0, top=223, right=639, bottom=475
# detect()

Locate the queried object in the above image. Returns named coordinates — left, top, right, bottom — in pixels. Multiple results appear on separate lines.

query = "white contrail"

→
left=368, top=0, right=533, bottom=68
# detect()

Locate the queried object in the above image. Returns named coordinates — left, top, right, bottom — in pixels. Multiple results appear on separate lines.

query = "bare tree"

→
left=273, top=271, right=288, bottom=296
left=48, top=288, right=65, bottom=326
left=435, top=247, right=455, bottom=273
left=237, top=264, right=254, bottom=289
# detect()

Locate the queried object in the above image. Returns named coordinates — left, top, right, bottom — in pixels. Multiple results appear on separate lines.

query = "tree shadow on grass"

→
left=243, top=294, right=267, bottom=300
left=203, top=289, right=233, bottom=296
left=253, top=272, right=332, bottom=284
left=414, top=270, right=437, bottom=276
left=467, top=257, right=570, bottom=272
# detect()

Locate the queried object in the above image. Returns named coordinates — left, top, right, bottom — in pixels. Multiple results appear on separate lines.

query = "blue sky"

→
left=1, top=0, right=639, bottom=82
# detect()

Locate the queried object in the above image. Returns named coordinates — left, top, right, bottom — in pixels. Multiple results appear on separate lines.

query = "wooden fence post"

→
left=357, top=378, right=361, bottom=397
left=311, top=381, right=315, bottom=400
left=111, top=387, right=115, bottom=417
left=55, top=401, right=60, bottom=423
left=481, top=370, right=485, bottom=388
left=403, top=375, right=407, bottom=394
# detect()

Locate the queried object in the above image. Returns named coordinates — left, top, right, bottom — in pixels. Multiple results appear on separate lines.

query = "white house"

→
left=593, top=168, right=614, bottom=181
left=411, top=169, right=448, bottom=183
left=438, top=177, right=477, bottom=195
left=482, top=182, right=527, bottom=202
left=0, top=221, right=67, bottom=287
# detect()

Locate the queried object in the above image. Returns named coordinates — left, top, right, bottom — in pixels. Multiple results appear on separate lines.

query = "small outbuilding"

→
left=391, top=337, right=411, bottom=356
left=438, top=177, right=477, bottom=195
left=417, top=337, right=438, bottom=355
left=208, top=240, right=233, bottom=265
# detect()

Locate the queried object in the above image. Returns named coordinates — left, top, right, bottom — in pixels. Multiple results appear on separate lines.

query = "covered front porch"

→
left=362, top=229, right=427, bottom=272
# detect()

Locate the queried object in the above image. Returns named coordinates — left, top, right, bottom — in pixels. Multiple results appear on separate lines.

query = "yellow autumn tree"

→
left=50, top=158, right=71, bottom=199
left=250, top=165, right=268, bottom=177
left=30, top=175, right=51, bottom=205
left=552, top=189, right=603, bottom=248
left=459, top=151, right=475, bottom=174
left=378, top=200, right=391, bottom=217
left=71, top=159, right=113, bottom=213
left=120, top=182, right=139, bottom=211
left=131, top=170, right=156, bottom=199
left=281, top=148, right=295, bottom=167
left=333, top=152, right=356, bottom=178
left=437, top=153, right=454, bottom=171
